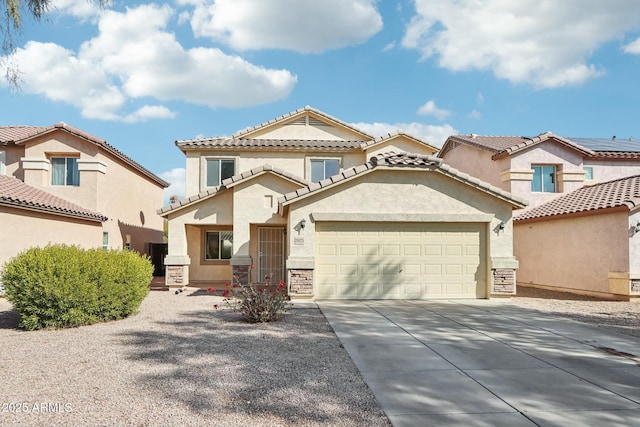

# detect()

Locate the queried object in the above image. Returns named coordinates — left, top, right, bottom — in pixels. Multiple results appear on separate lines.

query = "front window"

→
left=205, top=231, right=233, bottom=260
left=531, top=165, right=556, bottom=192
left=206, top=159, right=235, bottom=187
left=311, top=159, right=339, bottom=183
left=102, top=232, right=109, bottom=250
left=51, top=157, right=79, bottom=186
left=584, top=166, right=593, bottom=180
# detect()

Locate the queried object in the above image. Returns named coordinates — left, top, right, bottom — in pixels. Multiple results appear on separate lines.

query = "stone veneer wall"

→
left=289, top=269, right=313, bottom=295
left=166, top=266, right=184, bottom=286
left=492, top=268, right=516, bottom=294
left=232, top=265, right=250, bottom=286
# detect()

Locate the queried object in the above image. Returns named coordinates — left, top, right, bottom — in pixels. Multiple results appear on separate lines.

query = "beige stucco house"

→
left=439, top=133, right=640, bottom=209
left=159, top=106, right=526, bottom=299
left=0, top=123, right=169, bottom=270
left=514, top=175, right=640, bottom=300
left=440, top=132, right=640, bottom=299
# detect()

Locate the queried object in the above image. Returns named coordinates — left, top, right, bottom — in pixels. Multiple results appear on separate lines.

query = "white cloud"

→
left=469, top=110, right=481, bottom=120
left=417, top=99, right=450, bottom=120
left=1, top=4, right=297, bottom=120
left=123, top=105, right=177, bottom=123
left=352, top=121, right=457, bottom=148
left=182, top=0, right=383, bottom=53
left=51, top=0, right=105, bottom=19
left=402, top=0, right=640, bottom=88
left=476, top=92, right=484, bottom=104
left=160, top=167, right=186, bottom=204
left=383, top=42, right=396, bottom=52
left=623, top=37, right=640, bottom=54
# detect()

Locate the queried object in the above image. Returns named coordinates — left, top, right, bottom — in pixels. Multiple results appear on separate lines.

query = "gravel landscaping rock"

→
left=0, top=290, right=390, bottom=427
left=511, top=286, right=640, bottom=338
left=2, top=285, right=639, bottom=426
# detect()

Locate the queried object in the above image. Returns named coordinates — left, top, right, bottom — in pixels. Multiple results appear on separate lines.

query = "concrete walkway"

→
left=318, top=300, right=640, bottom=427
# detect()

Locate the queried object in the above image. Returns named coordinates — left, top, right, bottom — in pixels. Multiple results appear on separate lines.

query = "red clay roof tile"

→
left=0, top=175, right=107, bottom=222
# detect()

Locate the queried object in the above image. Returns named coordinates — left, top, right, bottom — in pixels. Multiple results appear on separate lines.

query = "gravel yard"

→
left=0, top=290, right=389, bottom=427
left=1, top=286, right=640, bottom=427
left=511, top=286, right=640, bottom=338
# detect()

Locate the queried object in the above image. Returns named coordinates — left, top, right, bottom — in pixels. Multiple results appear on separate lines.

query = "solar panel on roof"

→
left=569, top=137, right=640, bottom=152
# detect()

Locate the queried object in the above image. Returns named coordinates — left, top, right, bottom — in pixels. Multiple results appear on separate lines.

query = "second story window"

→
left=311, top=159, right=339, bottom=183
left=531, top=165, right=556, bottom=193
left=51, top=157, right=79, bottom=186
left=584, top=166, right=594, bottom=180
left=206, top=159, right=235, bottom=187
left=0, top=151, right=5, bottom=175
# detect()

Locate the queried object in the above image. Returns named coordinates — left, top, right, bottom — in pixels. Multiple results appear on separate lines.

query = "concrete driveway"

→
left=318, top=300, right=640, bottom=427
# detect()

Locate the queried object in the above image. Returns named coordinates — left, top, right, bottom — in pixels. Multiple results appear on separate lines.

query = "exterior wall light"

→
left=300, top=219, right=306, bottom=229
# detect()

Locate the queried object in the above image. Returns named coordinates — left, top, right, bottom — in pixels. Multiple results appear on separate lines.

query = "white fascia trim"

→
left=310, top=213, right=494, bottom=223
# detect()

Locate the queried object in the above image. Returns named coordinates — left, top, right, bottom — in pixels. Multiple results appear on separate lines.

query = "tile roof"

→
left=232, top=105, right=374, bottom=139
left=445, top=132, right=594, bottom=159
left=278, top=152, right=526, bottom=209
left=0, top=175, right=107, bottom=222
left=514, top=174, right=640, bottom=221
left=157, top=164, right=308, bottom=215
left=176, top=137, right=364, bottom=151
left=0, top=123, right=169, bottom=188
left=359, top=130, right=439, bottom=153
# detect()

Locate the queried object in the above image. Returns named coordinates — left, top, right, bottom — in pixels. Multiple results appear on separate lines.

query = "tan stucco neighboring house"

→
left=439, top=133, right=640, bottom=209
left=0, top=123, right=169, bottom=269
left=514, top=175, right=640, bottom=300
left=159, top=106, right=526, bottom=299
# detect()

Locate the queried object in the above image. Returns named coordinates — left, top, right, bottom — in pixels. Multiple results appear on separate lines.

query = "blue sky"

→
left=3, top=0, right=640, bottom=201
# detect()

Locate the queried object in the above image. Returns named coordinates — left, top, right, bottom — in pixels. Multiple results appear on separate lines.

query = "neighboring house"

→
left=0, top=123, right=169, bottom=269
left=440, top=132, right=640, bottom=299
left=159, top=106, right=526, bottom=299
left=439, top=132, right=640, bottom=208
left=514, top=175, right=640, bottom=300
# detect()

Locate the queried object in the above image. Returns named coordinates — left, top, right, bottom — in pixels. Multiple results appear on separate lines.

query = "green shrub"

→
left=2, top=244, right=152, bottom=330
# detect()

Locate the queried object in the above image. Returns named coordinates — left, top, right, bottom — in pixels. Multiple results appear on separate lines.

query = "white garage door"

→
left=315, top=222, right=486, bottom=299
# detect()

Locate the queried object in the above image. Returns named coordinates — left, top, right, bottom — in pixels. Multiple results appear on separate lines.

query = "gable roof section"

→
left=0, top=175, right=107, bottom=222
left=515, top=174, right=640, bottom=222
left=359, top=131, right=439, bottom=153
left=0, top=123, right=169, bottom=188
left=157, top=164, right=308, bottom=216
left=442, top=132, right=594, bottom=160
left=176, top=137, right=364, bottom=152
left=278, top=152, right=526, bottom=212
left=233, top=105, right=374, bottom=140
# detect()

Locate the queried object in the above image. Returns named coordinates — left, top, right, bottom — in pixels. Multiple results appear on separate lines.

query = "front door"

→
left=258, top=227, right=285, bottom=283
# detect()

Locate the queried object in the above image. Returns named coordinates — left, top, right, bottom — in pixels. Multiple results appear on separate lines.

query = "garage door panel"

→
left=315, top=222, right=486, bottom=299
left=318, top=244, right=337, bottom=256
left=340, top=244, right=358, bottom=256
left=361, top=244, right=378, bottom=255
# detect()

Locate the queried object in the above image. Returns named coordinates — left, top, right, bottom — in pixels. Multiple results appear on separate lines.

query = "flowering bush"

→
left=209, top=275, right=291, bottom=322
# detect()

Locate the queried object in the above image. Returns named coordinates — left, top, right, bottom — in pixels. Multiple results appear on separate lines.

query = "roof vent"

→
left=612, top=135, right=616, bottom=141
left=470, top=133, right=477, bottom=139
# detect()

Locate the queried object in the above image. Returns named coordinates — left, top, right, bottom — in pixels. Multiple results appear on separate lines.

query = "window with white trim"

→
left=206, top=158, right=235, bottom=187
left=205, top=230, right=233, bottom=260
left=51, top=157, right=79, bottom=186
left=310, top=159, right=340, bottom=183
left=102, top=232, right=109, bottom=250
left=531, top=165, right=556, bottom=192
